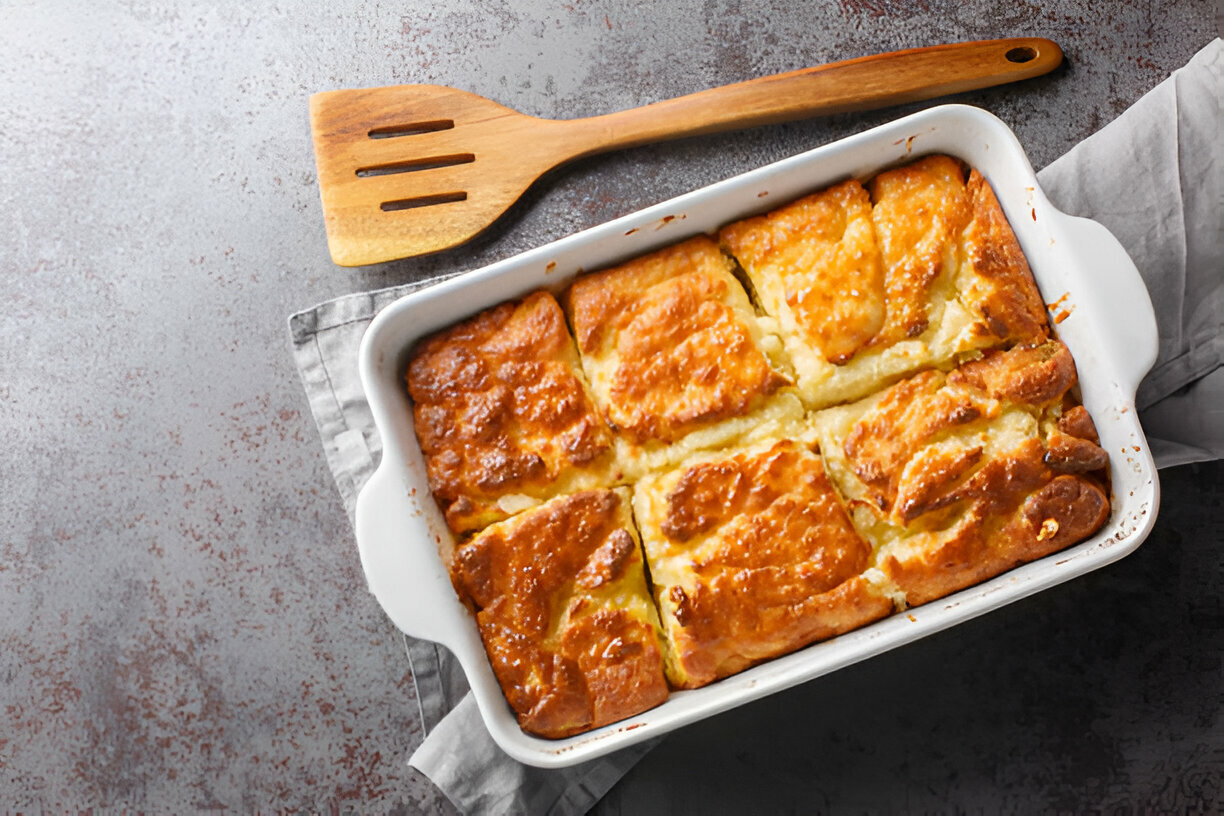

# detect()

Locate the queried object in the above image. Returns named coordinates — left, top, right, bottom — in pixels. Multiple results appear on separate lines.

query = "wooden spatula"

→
left=310, top=37, right=1061, bottom=265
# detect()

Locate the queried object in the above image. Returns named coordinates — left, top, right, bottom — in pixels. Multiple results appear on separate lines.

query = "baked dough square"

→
left=564, top=234, right=804, bottom=475
left=632, top=437, right=897, bottom=689
left=719, top=155, right=1049, bottom=408
left=449, top=487, right=669, bottom=738
left=812, top=340, right=1111, bottom=608
left=407, top=290, right=618, bottom=535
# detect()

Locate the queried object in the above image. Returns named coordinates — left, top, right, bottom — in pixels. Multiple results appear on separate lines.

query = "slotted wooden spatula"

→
left=310, top=37, right=1061, bottom=265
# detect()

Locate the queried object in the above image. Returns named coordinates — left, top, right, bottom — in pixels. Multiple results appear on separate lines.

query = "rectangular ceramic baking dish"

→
left=353, top=104, right=1160, bottom=768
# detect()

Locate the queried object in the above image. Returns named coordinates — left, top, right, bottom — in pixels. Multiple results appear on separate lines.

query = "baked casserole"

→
left=404, top=154, right=1111, bottom=738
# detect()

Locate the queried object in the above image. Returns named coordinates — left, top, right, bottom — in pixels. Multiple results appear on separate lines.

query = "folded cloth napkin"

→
left=1038, top=37, right=1223, bottom=467
left=287, top=38, right=1222, bottom=816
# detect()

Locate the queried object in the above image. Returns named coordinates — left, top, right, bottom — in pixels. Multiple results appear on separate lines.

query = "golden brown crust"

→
left=1046, top=403, right=1109, bottom=473
left=843, top=368, right=997, bottom=517
left=947, top=340, right=1076, bottom=406
left=450, top=489, right=668, bottom=738
left=565, top=235, right=790, bottom=446
left=1044, top=431, right=1111, bottom=473
left=407, top=291, right=614, bottom=534
left=566, top=234, right=733, bottom=357
left=868, top=154, right=971, bottom=344
left=841, top=340, right=1086, bottom=522
left=1057, top=404, right=1101, bottom=443
left=824, top=341, right=1110, bottom=607
left=880, top=467, right=1109, bottom=608
left=718, top=179, right=886, bottom=364
left=637, top=440, right=893, bottom=689
left=960, top=169, right=1050, bottom=345
left=716, top=156, right=1053, bottom=412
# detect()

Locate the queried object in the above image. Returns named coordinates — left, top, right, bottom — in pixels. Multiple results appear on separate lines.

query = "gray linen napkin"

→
left=287, top=38, right=1222, bottom=816
left=1038, top=37, right=1223, bottom=468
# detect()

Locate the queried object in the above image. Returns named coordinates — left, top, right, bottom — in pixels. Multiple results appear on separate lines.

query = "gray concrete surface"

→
left=2, top=1, right=1220, bottom=811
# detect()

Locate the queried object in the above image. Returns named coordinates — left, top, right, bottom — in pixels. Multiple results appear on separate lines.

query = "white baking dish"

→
left=353, top=104, right=1160, bottom=768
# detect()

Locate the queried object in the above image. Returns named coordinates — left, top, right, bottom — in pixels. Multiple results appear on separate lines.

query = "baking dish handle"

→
left=355, top=462, right=466, bottom=646
left=1050, top=212, right=1158, bottom=401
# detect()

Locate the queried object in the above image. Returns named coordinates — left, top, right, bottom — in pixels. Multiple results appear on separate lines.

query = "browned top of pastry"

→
left=718, top=178, right=886, bottom=364
left=565, top=235, right=788, bottom=444
left=866, top=157, right=1048, bottom=350
left=407, top=290, right=613, bottom=534
left=878, top=449, right=1110, bottom=608
left=868, top=154, right=971, bottom=344
left=959, top=168, right=1050, bottom=345
left=834, top=340, right=1110, bottom=606
left=450, top=489, right=668, bottom=738
left=715, top=156, right=1050, bottom=419
left=947, top=338, right=1077, bottom=404
left=843, top=340, right=1080, bottom=522
left=642, top=440, right=892, bottom=688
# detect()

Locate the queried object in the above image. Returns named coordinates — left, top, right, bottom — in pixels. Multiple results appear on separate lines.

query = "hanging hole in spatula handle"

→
left=1006, top=46, right=1040, bottom=63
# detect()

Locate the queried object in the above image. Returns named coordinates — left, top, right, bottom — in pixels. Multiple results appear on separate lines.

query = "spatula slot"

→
left=356, top=154, right=476, bottom=177
left=368, top=120, right=455, bottom=139
left=380, top=192, right=468, bottom=212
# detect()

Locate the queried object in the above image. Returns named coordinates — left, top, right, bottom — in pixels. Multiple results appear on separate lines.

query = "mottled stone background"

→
left=1, top=1, right=1220, bottom=812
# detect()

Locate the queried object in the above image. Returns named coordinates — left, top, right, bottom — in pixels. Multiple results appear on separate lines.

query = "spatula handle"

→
left=565, top=37, right=1061, bottom=156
